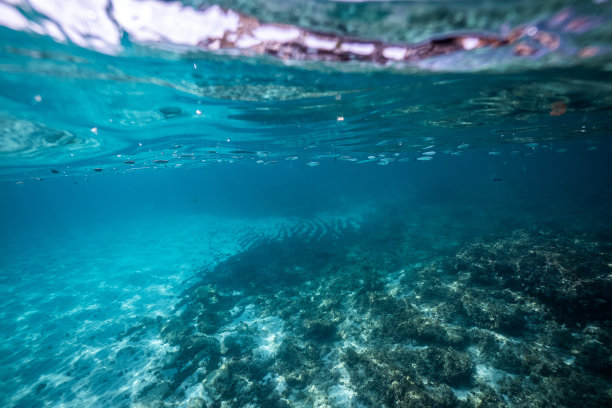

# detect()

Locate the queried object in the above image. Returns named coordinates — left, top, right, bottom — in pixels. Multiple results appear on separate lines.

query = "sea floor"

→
left=1, top=203, right=611, bottom=408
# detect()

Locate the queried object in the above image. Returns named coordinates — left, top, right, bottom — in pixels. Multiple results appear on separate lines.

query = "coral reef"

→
left=125, top=223, right=612, bottom=407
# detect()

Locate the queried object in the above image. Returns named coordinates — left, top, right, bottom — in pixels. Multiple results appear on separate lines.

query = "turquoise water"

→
left=1, top=1, right=611, bottom=407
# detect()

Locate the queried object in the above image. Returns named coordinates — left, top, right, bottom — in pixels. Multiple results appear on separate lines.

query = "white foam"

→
left=340, top=42, right=375, bottom=55
left=0, top=3, right=31, bottom=31
left=304, top=35, right=338, bottom=50
left=461, top=37, right=480, bottom=50
left=30, top=0, right=121, bottom=53
left=113, top=1, right=240, bottom=46
left=253, top=25, right=301, bottom=42
left=382, top=46, right=407, bottom=60
left=235, top=34, right=261, bottom=49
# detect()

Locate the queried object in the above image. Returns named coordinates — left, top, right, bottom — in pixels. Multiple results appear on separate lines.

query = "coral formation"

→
left=125, top=222, right=612, bottom=407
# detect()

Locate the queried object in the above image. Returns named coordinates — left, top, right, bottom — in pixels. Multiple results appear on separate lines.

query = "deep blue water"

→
left=1, top=1, right=612, bottom=407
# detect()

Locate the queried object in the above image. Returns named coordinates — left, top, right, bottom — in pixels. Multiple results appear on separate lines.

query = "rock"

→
left=187, top=396, right=207, bottom=408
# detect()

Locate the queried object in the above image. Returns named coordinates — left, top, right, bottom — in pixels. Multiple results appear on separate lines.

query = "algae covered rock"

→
left=416, top=346, right=473, bottom=387
left=126, top=224, right=612, bottom=408
left=187, top=396, right=207, bottom=408
left=302, top=319, right=338, bottom=342
left=461, top=293, right=526, bottom=336
left=136, top=381, right=172, bottom=406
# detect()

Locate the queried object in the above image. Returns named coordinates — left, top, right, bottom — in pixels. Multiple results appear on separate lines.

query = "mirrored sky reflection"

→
left=0, top=0, right=610, bottom=179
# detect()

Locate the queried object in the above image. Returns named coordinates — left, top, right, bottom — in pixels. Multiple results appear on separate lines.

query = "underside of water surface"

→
left=0, top=1, right=611, bottom=408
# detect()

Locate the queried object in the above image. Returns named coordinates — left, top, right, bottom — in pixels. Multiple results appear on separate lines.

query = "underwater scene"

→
left=1, top=0, right=612, bottom=407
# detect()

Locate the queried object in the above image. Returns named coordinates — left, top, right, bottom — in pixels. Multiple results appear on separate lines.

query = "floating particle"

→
left=378, top=158, right=396, bottom=165
left=153, top=159, right=169, bottom=164
left=417, top=156, right=433, bottom=161
left=514, top=42, right=537, bottom=56
left=565, top=16, right=598, bottom=33
left=488, top=151, right=501, bottom=156
left=51, top=169, right=59, bottom=174
left=124, top=160, right=136, bottom=164
left=367, top=155, right=376, bottom=160
left=196, top=109, right=202, bottom=115
left=457, top=143, right=470, bottom=149
left=550, top=101, right=567, bottom=116
left=264, top=161, right=279, bottom=166
left=93, top=168, right=103, bottom=172
left=306, top=161, right=320, bottom=167
left=34, top=95, right=42, bottom=102
left=422, top=151, right=436, bottom=156
left=16, top=181, right=24, bottom=184
left=526, top=143, right=539, bottom=149
left=534, top=31, right=560, bottom=50
left=451, top=151, right=463, bottom=156
left=336, top=116, right=344, bottom=122
left=461, top=37, right=481, bottom=50
left=578, top=46, right=599, bottom=58
left=285, top=156, right=298, bottom=161
left=255, top=160, right=264, bottom=164
left=90, top=127, right=98, bottom=135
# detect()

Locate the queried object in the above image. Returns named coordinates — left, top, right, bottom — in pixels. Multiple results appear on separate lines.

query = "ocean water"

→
left=1, top=1, right=612, bottom=407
